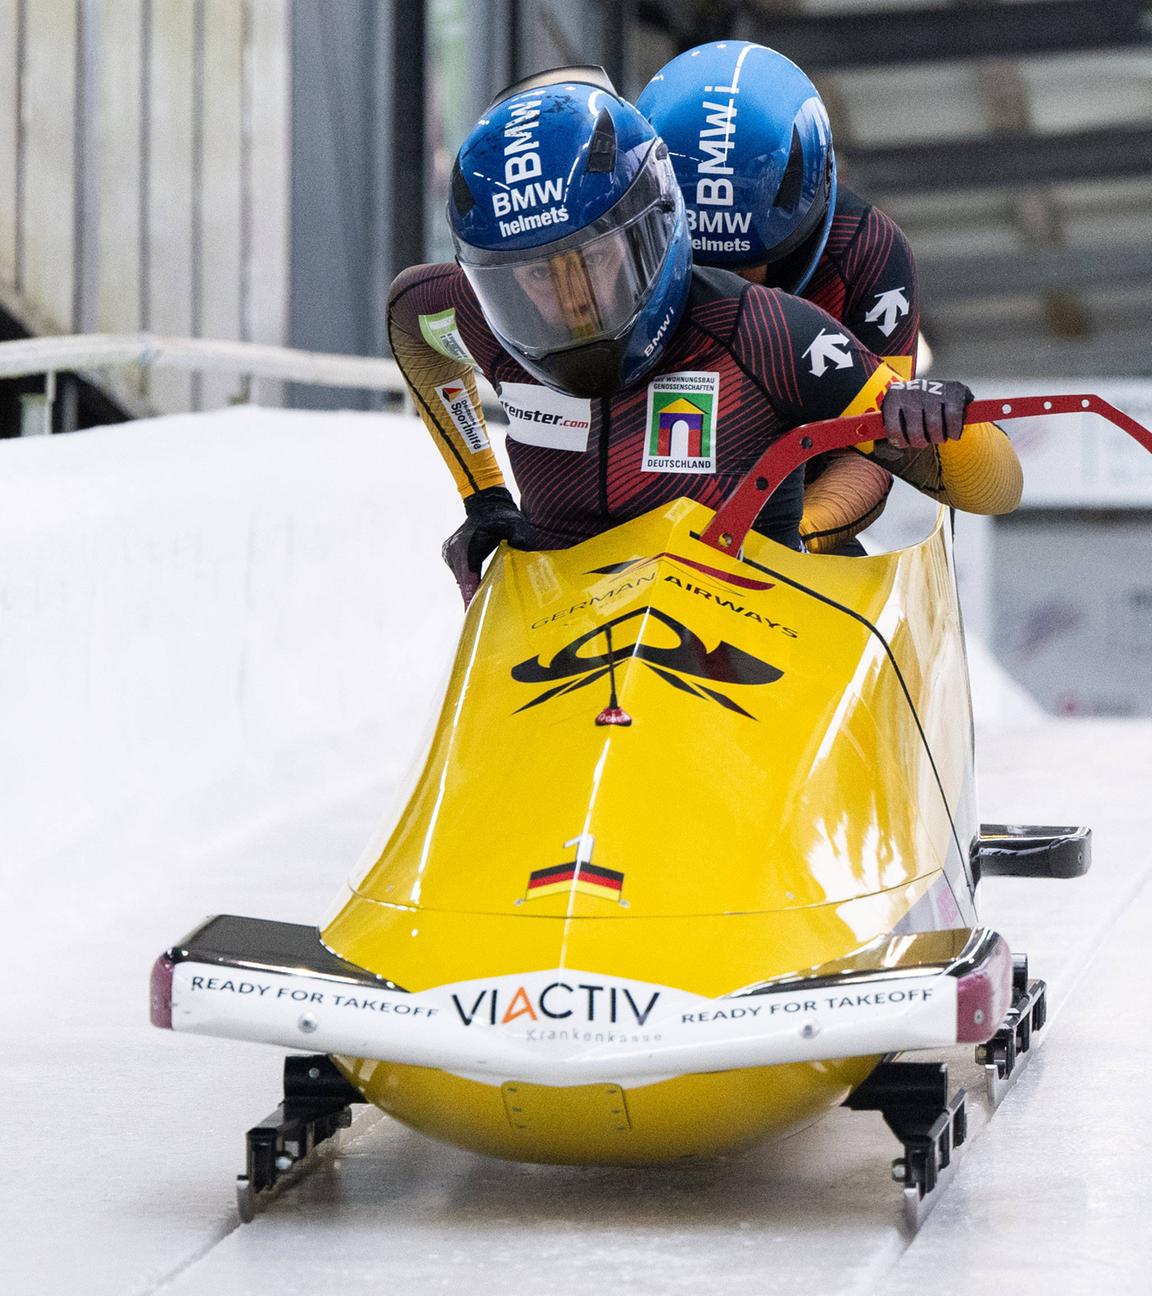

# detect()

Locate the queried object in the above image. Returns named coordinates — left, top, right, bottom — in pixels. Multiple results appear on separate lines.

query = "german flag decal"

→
left=526, top=861, right=625, bottom=903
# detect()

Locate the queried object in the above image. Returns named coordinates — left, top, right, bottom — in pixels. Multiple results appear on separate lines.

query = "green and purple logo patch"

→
left=642, top=371, right=719, bottom=474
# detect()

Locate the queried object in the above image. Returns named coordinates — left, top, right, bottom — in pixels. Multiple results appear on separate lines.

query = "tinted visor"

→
left=454, top=147, right=680, bottom=358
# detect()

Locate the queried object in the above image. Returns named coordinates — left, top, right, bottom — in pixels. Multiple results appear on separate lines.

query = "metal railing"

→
left=0, top=333, right=415, bottom=435
left=0, top=333, right=407, bottom=389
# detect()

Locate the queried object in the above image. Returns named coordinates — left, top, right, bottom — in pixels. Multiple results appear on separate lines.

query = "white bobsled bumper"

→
left=152, top=917, right=1012, bottom=1087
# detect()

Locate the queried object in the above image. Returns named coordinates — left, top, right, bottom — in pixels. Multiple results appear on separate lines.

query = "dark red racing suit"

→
left=782, top=186, right=921, bottom=551
left=388, top=263, right=899, bottom=552
left=805, top=186, right=920, bottom=366
left=388, top=246, right=1021, bottom=562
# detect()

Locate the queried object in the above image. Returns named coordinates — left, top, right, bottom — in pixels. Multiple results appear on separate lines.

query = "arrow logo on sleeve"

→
left=804, top=329, right=855, bottom=378
left=864, top=287, right=911, bottom=338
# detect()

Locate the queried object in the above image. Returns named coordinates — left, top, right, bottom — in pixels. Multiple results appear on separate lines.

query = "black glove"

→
left=442, top=486, right=534, bottom=605
left=881, top=379, right=973, bottom=450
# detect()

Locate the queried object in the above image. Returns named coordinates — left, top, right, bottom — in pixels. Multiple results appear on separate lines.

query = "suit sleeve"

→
left=387, top=264, right=508, bottom=499
left=839, top=205, right=920, bottom=378
left=736, top=286, right=1022, bottom=516
left=800, top=208, right=915, bottom=550
left=734, top=286, right=893, bottom=429
left=800, top=454, right=893, bottom=553
left=834, top=208, right=1020, bottom=512
left=864, top=422, right=1023, bottom=515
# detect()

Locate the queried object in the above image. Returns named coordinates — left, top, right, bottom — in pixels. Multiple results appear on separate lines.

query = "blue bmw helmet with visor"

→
left=637, top=41, right=836, bottom=293
left=448, top=77, right=692, bottom=398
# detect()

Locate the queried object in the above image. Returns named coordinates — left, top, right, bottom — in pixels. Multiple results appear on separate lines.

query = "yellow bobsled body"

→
left=320, top=498, right=979, bottom=1163
left=162, top=392, right=1148, bottom=1183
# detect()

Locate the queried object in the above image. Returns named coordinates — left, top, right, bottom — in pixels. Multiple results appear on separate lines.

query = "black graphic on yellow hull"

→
left=510, top=606, right=783, bottom=718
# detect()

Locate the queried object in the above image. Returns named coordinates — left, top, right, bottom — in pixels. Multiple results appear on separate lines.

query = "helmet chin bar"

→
left=513, top=337, right=632, bottom=399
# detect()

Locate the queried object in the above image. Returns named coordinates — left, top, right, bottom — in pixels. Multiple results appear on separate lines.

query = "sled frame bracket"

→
left=845, top=1060, right=968, bottom=1232
left=236, top=1054, right=364, bottom=1222
left=978, top=954, right=1048, bottom=1108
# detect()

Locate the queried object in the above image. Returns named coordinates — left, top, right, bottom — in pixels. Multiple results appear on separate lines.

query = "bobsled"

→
left=151, top=393, right=1151, bottom=1223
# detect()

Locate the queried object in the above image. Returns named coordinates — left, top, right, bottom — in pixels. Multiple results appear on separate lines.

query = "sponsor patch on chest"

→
left=642, top=371, right=719, bottom=473
left=499, top=382, right=592, bottom=451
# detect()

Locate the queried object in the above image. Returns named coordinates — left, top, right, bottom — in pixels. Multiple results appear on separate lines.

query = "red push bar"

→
left=699, top=393, right=1152, bottom=555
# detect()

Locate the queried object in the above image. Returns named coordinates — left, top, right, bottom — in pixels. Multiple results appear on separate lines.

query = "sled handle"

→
left=699, top=393, right=1152, bottom=556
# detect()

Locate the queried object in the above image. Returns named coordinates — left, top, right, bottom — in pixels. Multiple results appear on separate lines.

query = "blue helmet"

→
left=637, top=41, right=836, bottom=292
left=448, top=77, right=692, bottom=397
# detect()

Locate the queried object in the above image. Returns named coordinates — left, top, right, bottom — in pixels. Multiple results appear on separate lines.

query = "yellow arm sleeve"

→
left=841, top=364, right=1024, bottom=516
left=800, top=452, right=894, bottom=553
left=866, top=420, right=1023, bottom=515
left=386, top=276, right=507, bottom=500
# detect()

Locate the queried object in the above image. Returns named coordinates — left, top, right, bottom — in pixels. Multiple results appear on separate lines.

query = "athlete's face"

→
left=513, top=238, right=628, bottom=339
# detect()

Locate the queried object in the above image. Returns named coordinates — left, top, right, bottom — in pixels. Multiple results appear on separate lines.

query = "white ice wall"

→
left=0, top=407, right=465, bottom=873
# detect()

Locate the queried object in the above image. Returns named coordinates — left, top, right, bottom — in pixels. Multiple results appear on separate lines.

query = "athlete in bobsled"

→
left=153, top=68, right=1152, bottom=1228
left=387, top=70, right=1021, bottom=602
left=638, top=40, right=938, bottom=555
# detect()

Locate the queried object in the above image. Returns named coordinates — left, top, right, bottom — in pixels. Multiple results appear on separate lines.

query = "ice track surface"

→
left=1, top=407, right=1148, bottom=1296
